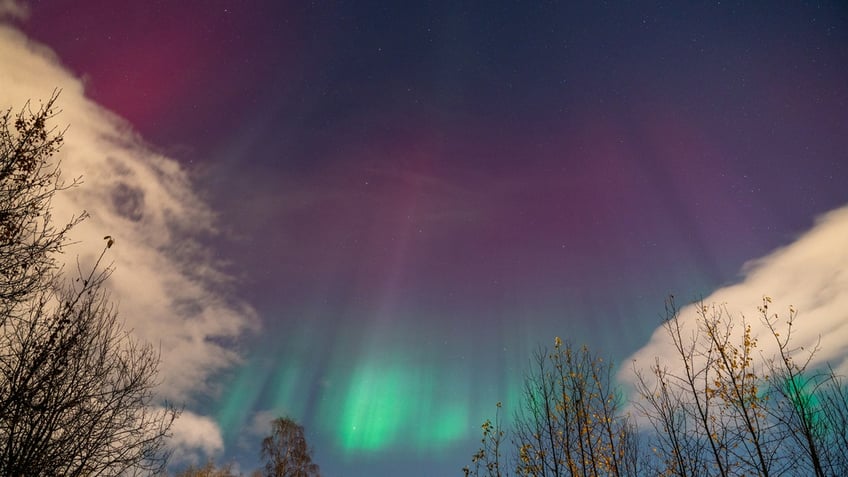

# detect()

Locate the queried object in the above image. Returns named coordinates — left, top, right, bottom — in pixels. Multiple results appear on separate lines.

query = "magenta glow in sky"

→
left=5, top=1, right=848, bottom=475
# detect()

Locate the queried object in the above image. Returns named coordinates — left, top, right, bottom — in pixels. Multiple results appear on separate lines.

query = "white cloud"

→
left=622, top=204, right=848, bottom=393
left=167, top=411, right=226, bottom=465
left=1, top=23, right=258, bottom=456
left=245, top=409, right=278, bottom=438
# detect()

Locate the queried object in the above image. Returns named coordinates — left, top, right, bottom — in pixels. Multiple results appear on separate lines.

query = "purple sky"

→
left=6, top=1, right=848, bottom=474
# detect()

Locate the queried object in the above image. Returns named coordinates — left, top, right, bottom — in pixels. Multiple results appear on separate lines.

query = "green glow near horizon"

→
left=338, top=363, right=408, bottom=450
left=419, top=401, right=467, bottom=444
left=215, top=316, right=537, bottom=455
left=317, top=342, right=475, bottom=455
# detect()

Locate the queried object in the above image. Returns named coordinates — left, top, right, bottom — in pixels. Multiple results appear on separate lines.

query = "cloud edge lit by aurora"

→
left=622, top=204, right=848, bottom=398
left=0, top=21, right=259, bottom=464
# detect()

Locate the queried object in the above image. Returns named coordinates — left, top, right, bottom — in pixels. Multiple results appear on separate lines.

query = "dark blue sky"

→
left=16, top=1, right=848, bottom=474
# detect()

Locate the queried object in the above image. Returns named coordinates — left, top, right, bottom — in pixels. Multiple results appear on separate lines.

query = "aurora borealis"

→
left=4, top=1, right=848, bottom=475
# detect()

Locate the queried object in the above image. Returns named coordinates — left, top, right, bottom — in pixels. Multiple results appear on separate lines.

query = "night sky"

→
left=5, top=1, right=848, bottom=475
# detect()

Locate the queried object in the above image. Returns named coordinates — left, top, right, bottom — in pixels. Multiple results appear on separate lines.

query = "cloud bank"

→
left=1, top=23, right=257, bottom=460
left=167, top=411, right=226, bottom=464
left=623, top=204, right=848, bottom=389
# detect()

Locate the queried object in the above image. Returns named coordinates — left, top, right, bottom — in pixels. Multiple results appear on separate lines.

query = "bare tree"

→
left=260, top=417, right=320, bottom=477
left=469, top=296, right=848, bottom=477
left=0, top=93, right=81, bottom=317
left=465, top=338, right=643, bottom=477
left=759, top=298, right=848, bottom=476
left=634, top=296, right=848, bottom=477
left=0, top=94, right=178, bottom=476
left=515, top=339, right=639, bottom=477
left=633, top=298, right=734, bottom=477
left=634, top=298, right=780, bottom=477
left=819, top=368, right=848, bottom=473
left=463, top=402, right=507, bottom=477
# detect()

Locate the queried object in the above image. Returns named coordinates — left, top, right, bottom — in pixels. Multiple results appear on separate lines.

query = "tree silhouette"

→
left=633, top=296, right=848, bottom=476
left=467, top=297, right=848, bottom=476
left=465, top=339, right=644, bottom=476
left=260, top=417, right=320, bottom=477
left=0, top=93, right=177, bottom=476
